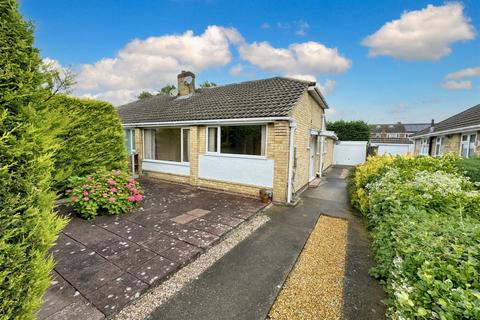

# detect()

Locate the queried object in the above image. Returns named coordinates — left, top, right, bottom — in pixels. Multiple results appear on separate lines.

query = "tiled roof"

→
left=370, top=123, right=430, bottom=134
left=413, top=104, right=480, bottom=137
left=370, top=137, right=413, bottom=145
left=403, top=123, right=430, bottom=133
left=118, top=77, right=315, bottom=124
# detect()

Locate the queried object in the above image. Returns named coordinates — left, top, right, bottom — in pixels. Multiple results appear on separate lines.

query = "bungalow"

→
left=369, top=122, right=430, bottom=155
left=118, top=71, right=337, bottom=204
left=411, top=104, right=480, bottom=157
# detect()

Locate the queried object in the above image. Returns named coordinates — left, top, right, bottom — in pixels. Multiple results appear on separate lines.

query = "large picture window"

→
left=144, top=128, right=190, bottom=163
left=207, top=125, right=266, bottom=156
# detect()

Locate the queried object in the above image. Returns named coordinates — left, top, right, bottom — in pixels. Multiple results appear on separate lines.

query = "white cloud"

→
left=318, top=79, right=336, bottom=96
left=295, top=20, right=310, bottom=36
left=442, top=80, right=472, bottom=90
left=362, top=3, right=475, bottom=61
left=260, top=23, right=271, bottom=29
left=229, top=64, right=244, bottom=76
left=238, top=41, right=351, bottom=74
left=445, top=66, right=480, bottom=80
left=73, top=25, right=349, bottom=105
left=74, top=26, right=241, bottom=104
left=325, top=108, right=336, bottom=116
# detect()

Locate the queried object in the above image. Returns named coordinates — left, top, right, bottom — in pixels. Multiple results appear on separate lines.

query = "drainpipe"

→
left=318, top=135, right=325, bottom=176
left=287, top=121, right=297, bottom=204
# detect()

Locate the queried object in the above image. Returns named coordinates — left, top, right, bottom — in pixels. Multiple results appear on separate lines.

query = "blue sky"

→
left=21, top=0, right=480, bottom=123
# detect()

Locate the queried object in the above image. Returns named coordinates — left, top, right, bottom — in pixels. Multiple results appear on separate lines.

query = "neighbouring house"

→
left=118, top=71, right=337, bottom=204
left=411, top=104, right=480, bottom=157
left=369, top=122, right=430, bottom=155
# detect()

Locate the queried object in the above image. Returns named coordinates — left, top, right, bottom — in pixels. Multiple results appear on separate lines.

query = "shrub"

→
left=326, top=120, right=371, bottom=141
left=68, top=170, right=144, bottom=219
left=48, top=95, right=127, bottom=191
left=348, top=156, right=480, bottom=319
left=456, top=157, right=480, bottom=184
left=0, top=1, right=66, bottom=318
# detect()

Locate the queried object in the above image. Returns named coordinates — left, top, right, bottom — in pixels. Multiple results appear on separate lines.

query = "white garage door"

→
left=333, top=141, right=368, bottom=166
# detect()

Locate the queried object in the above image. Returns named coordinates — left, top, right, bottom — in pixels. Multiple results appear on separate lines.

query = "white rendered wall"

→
left=142, top=160, right=190, bottom=176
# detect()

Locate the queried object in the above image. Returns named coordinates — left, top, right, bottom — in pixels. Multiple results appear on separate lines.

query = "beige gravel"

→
left=269, top=215, right=348, bottom=320
left=115, top=214, right=270, bottom=320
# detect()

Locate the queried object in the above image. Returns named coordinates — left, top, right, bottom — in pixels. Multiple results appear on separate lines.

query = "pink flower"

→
left=82, top=191, right=89, bottom=196
left=87, top=176, right=93, bottom=181
left=114, top=170, right=121, bottom=176
left=134, top=194, right=144, bottom=201
left=71, top=196, right=78, bottom=202
left=83, top=197, right=89, bottom=202
left=127, top=196, right=136, bottom=202
left=131, top=188, right=140, bottom=195
left=110, top=187, right=118, bottom=193
left=107, top=179, right=117, bottom=185
left=128, top=178, right=135, bottom=184
left=108, top=197, right=117, bottom=202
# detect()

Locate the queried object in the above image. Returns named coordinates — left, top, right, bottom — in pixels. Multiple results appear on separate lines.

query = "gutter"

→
left=412, top=124, right=480, bottom=139
left=121, top=117, right=294, bottom=128
left=308, top=86, right=330, bottom=109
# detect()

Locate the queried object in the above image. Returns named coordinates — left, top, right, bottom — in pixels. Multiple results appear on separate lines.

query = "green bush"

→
left=48, top=95, right=127, bottom=191
left=326, top=120, right=370, bottom=141
left=348, top=155, right=480, bottom=319
left=0, top=1, right=66, bottom=318
left=68, top=170, right=144, bottom=219
left=456, top=157, right=480, bottom=184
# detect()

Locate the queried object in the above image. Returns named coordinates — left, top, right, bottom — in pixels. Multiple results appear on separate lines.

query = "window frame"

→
left=142, top=127, right=190, bottom=164
left=459, top=132, right=477, bottom=158
left=420, top=138, right=429, bottom=155
left=124, top=129, right=136, bottom=155
left=205, top=124, right=268, bottom=159
left=434, top=136, right=444, bottom=156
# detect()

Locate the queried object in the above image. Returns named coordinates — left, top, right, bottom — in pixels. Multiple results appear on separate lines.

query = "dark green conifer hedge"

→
left=0, top=1, right=66, bottom=318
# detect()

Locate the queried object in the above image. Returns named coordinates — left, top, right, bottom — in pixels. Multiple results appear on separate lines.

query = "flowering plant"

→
left=67, top=169, right=144, bottom=219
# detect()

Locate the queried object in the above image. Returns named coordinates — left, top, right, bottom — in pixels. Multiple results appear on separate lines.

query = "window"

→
left=460, top=133, right=477, bottom=158
left=207, top=125, right=266, bottom=156
left=124, top=129, right=136, bottom=155
left=435, top=137, right=444, bottom=156
left=420, top=138, right=429, bottom=155
left=143, top=128, right=190, bottom=163
left=387, top=133, right=398, bottom=138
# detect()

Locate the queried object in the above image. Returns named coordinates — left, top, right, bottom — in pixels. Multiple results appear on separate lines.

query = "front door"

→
left=309, top=136, right=317, bottom=181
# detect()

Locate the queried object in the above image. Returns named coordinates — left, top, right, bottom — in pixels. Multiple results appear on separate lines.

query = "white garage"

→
left=333, top=141, right=368, bottom=166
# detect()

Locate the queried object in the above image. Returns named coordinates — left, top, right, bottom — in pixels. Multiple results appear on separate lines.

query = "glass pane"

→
left=145, top=128, right=181, bottom=162
left=220, top=125, right=264, bottom=156
left=124, top=129, right=132, bottom=155
left=468, top=135, right=476, bottom=157
left=208, top=127, right=218, bottom=152
left=461, top=142, right=468, bottom=157
left=131, top=130, right=136, bottom=152
left=183, top=129, right=190, bottom=162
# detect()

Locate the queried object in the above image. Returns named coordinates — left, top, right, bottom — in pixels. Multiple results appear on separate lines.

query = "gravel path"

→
left=268, top=215, right=348, bottom=320
left=115, top=214, right=270, bottom=320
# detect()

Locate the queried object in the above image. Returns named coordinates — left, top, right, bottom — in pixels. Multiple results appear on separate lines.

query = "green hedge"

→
left=0, top=1, right=66, bottom=318
left=348, top=156, right=480, bottom=319
left=48, top=95, right=127, bottom=191
left=456, top=157, right=480, bottom=184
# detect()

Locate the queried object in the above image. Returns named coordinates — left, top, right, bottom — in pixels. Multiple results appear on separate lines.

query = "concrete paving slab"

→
left=159, top=241, right=202, bottom=265
left=187, top=218, right=232, bottom=236
left=37, top=273, right=82, bottom=319
left=132, top=256, right=179, bottom=285
left=107, top=245, right=157, bottom=272
left=44, top=297, right=104, bottom=320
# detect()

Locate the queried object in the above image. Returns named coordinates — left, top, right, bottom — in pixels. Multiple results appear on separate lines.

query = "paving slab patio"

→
left=39, top=178, right=267, bottom=319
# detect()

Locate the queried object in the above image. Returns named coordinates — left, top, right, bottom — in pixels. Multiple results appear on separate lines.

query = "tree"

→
left=200, top=80, right=217, bottom=88
left=327, top=120, right=370, bottom=141
left=157, top=84, right=176, bottom=95
left=0, top=1, right=66, bottom=318
left=137, top=91, right=153, bottom=99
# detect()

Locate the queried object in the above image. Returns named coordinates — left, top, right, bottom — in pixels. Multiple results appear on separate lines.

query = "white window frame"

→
left=205, top=125, right=267, bottom=159
left=420, top=138, right=429, bottom=155
left=459, top=132, right=477, bottom=158
left=142, top=127, right=190, bottom=164
left=435, top=136, right=444, bottom=156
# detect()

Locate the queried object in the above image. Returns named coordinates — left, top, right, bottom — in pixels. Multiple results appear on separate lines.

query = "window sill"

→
left=143, top=159, right=190, bottom=166
left=203, top=152, right=268, bottom=160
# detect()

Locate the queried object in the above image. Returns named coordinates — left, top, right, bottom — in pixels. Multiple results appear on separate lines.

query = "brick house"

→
left=411, top=104, right=480, bottom=157
left=118, top=71, right=337, bottom=204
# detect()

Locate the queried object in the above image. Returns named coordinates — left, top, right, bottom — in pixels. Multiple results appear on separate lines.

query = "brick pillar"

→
left=189, top=126, right=199, bottom=186
left=272, top=121, right=290, bottom=203
left=134, top=128, right=143, bottom=175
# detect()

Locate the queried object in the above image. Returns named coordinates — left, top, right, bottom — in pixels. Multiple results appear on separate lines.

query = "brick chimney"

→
left=177, top=71, right=195, bottom=96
